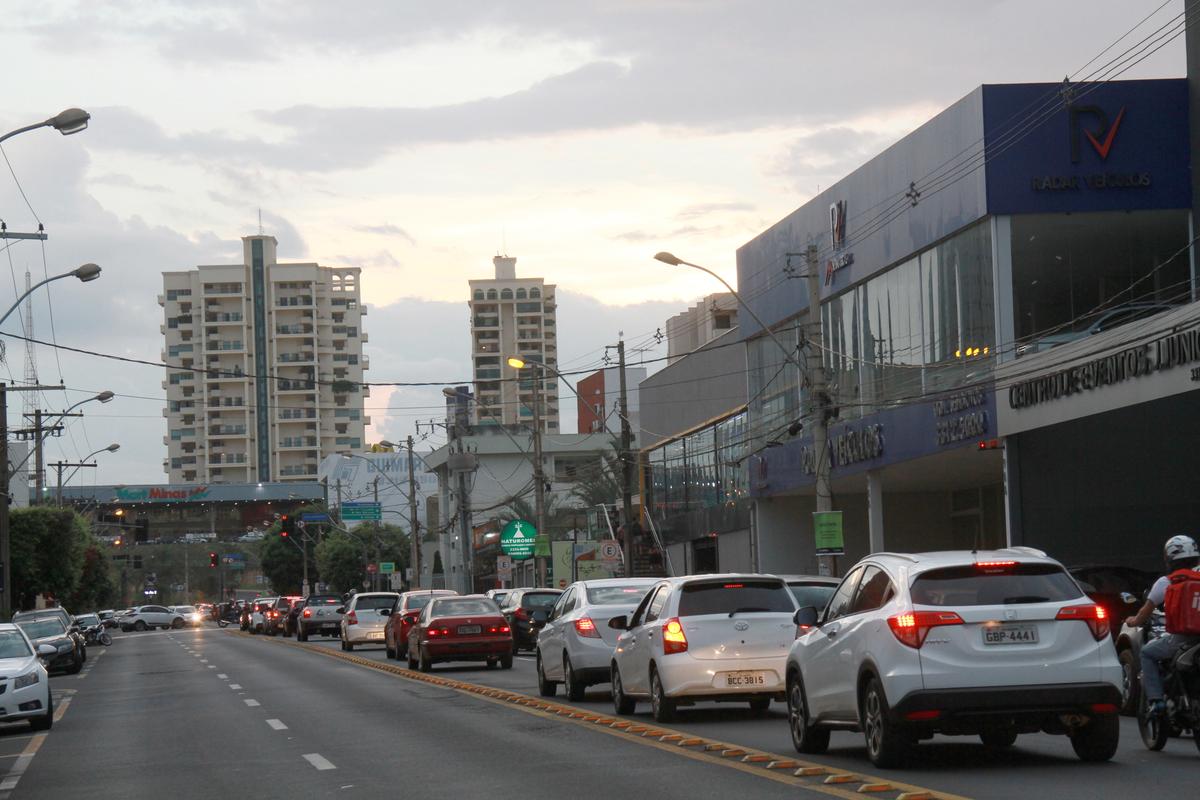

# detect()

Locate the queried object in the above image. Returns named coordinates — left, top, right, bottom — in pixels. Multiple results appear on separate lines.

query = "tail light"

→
left=487, top=625, right=511, bottom=635
left=302, top=609, right=312, bottom=618
left=427, top=626, right=451, bottom=637
left=1056, top=604, right=1109, bottom=641
left=513, top=607, right=529, bottom=621
left=887, top=611, right=964, bottom=648
left=661, top=617, right=688, bottom=654
left=346, top=611, right=358, bottom=626
left=975, top=560, right=1017, bottom=571
left=574, top=617, right=600, bottom=639
left=269, top=611, right=278, bottom=619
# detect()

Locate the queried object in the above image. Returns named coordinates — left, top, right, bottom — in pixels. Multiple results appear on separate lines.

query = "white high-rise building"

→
left=468, top=255, right=559, bottom=431
left=160, top=235, right=369, bottom=483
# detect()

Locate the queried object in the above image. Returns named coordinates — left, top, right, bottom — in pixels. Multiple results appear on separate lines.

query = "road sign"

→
left=366, top=563, right=379, bottom=574
left=301, top=512, right=330, bottom=523
left=297, top=519, right=307, bottom=531
left=341, top=502, right=382, bottom=521
left=599, top=540, right=622, bottom=562
left=499, top=519, right=535, bottom=560
left=813, top=511, right=844, bottom=556
left=496, top=555, right=512, bottom=580
left=380, top=562, right=396, bottom=574
left=534, top=534, right=550, bottom=558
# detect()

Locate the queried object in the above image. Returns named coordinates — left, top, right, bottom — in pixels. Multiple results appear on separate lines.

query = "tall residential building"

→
left=468, top=255, right=559, bottom=432
left=666, top=293, right=738, bottom=363
left=160, top=235, right=370, bottom=484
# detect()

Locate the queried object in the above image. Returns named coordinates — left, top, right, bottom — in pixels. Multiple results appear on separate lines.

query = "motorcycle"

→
left=1137, top=638, right=1200, bottom=753
left=84, top=624, right=113, bottom=647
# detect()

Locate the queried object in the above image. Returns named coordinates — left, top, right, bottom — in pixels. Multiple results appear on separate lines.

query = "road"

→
left=3, top=627, right=1196, bottom=800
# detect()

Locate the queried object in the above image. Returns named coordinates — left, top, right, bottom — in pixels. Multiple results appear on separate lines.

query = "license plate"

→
left=368, top=631, right=384, bottom=640
left=983, top=624, right=1038, bottom=645
left=720, top=671, right=769, bottom=688
left=457, top=625, right=482, bottom=635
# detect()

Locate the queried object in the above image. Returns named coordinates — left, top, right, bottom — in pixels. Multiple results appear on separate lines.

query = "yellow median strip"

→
left=242, top=631, right=972, bottom=800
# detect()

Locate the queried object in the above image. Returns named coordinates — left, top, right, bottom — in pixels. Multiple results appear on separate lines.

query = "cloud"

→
left=353, top=223, right=417, bottom=246
left=772, top=125, right=905, bottom=192
left=89, top=173, right=169, bottom=193
left=676, top=202, right=754, bottom=220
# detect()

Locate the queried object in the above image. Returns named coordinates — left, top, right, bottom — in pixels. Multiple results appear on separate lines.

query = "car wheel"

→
left=611, top=665, right=636, bottom=715
left=418, top=647, right=432, bottom=673
left=861, top=677, right=909, bottom=768
left=650, top=668, right=676, bottom=723
left=499, top=653, right=513, bottom=670
left=134, top=620, right=147, bottom=632
left=67, top=655, right=83, bottom=675
left=787, top=674, right=829, bottom=754
left=563, top=655, right=585, bottom=702
left=1071, top=712, right=1120, bottom=761
left=345, top=640, right=354, bottom=652
left=980, top=729, right=1017, bottom=748
left=536, top=651, right=557, bottom=697
left=29, top=693, right=53, bottom=732
left=172, top=618, right=184, bottom=629
left=1137, top=691, right=1169, bottom=751
left=297, top=628, right=308, bottom=643
left=407, top=648, right=418, bottom=670
left=385, top=644, right=396, bottom=660
left=1118, top=648, right=1140, bottom=716
left=748, top=696, right=771, bottom=716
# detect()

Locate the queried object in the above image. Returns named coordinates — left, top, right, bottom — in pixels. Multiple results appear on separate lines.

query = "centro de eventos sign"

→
left=1009, top=327, right=1200, bottom=410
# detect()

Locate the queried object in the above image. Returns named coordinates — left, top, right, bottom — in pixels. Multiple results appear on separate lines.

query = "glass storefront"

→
left=647, top=410, right=749, bottom=521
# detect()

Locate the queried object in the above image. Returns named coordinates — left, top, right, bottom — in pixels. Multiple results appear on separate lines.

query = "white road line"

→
left=266, top=719, right=288, bottom=730
left=302, top=753, right=336, bottom=771
left=244, top=699, right=260, bottom=707
left=229, top=684, right=242, bottom=690
left=207, top=665, right=216, bottom=669
left=200, top=659, right=208, bottom=663
left=217, top=673, right=228, bottom=679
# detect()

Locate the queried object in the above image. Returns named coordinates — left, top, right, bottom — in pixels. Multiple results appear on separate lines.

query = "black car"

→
left=499, top=588, right=562, bottom=651
left=1068, top=564, right=1158, bottom=639
left=13, top=608, right=86, bottom=664
left=263, top=596, right=300, bottom=636
left=16, top=617, right=83, bottom=674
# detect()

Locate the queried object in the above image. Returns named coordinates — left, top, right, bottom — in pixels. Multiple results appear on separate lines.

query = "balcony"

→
left=277, top=379, right=316, bottom=392
left=207, top=397, right=246, bottom=409
left=210, top=453, right=248, bottom=465
left=279, top=465, right=318, bottom=478
left=203, top=283, right=244, bottom=296
left=205, top=312, right=244, bottom=324
left=205, top=340, right=244, bottom=353
left=276, top=296, right=314, bottom=308
left=279, top=437, right=318, bottom=449
left=208, top=425, right=248, bottom=437
left=473, top=316, right=500, bottom=328
left=277, top=352, right=315, bottom=364
left=276, top=323, right=314, bottom=335
left=278, top=408, right=317, bottom=420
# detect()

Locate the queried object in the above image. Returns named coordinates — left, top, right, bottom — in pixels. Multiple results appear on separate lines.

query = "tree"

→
left=10, top=507, right=91, bottom=611
left=315, top=533, right=364, bottom=593
left=66, top=546, right=118, bottom=611
left=258, top=532, right=304, bottom=595
left=569, top=442, right=623, bottom=509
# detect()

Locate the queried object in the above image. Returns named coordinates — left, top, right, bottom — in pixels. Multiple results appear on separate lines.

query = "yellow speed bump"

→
left=795, top=767, right=830, bottom=777
left=824, top=774, right=859, bottom=784
left=858, top=784, right=894, bottom=794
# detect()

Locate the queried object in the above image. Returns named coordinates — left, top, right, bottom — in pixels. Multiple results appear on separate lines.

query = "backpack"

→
left=1163, top=568, right=1200, bottom=635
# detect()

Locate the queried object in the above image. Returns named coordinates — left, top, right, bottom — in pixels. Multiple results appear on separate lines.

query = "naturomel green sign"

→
left=500, top=519, right=536, bottom=560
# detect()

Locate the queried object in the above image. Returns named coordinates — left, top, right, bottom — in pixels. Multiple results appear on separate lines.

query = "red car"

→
left=406, top=595, right=513, bottom=672
left=384, top=589, right=457, bottom=661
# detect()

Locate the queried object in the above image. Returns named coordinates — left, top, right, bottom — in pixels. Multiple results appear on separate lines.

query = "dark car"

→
left=406, top=595, right=512, bottom=672
left=263, top=596, right=300, bottom=636
left=284, top=598, right=305, bottom=637
left=16, top=617, right=83, bottom=674
left=499, top=588, right=562, bottom=651
left=14, top=608, right=86, bottom=663
left=296, top=594, right=343, bottom=641
left=1068, top=564, right=1158, bottom=638
left=778, top=574, right=839, bottom=613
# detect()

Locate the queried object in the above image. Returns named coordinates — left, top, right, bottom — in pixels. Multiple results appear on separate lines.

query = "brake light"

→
left=975, top=560, right=1017, bottom=573
left=1056, top=604, right=1109, bottom=641
left=513, top=608, right=529, bottom=621
left=574, top=617, right=600, bottom=638
left=723, top=583, right=744, bottom=589
left=346, top=611, right=358, bottom=625
left=905, top=710, right=941, bottom=721
left=427, top=627, right=450, bottom=637
left=487, top=625, right=512, bottom=635
left=661, top=617, right=688, bottom=654
left=887, top=611, right=964, bottom=648
left=1090, top=703, right=1118, bottom=715
left=302, top=609, right=311, bottom=618
left=269, top=611, right=278, bottom=619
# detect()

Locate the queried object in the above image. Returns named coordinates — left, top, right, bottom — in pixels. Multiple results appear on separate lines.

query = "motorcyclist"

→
left=1125, top=534, right=1200, bottom=715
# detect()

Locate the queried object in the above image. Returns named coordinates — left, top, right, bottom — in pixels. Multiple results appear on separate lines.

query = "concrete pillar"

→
left=867, top=469, right=885, bottom=553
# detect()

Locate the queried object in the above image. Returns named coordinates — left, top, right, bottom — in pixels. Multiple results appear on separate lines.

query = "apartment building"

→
left=665, top=293, right=738, bottom=363
left=468, top=255, right=559, bottom=431
left=160, top=235, right=369, bottom=483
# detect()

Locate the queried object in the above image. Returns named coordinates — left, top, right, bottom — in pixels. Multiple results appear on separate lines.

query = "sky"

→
left=0, top=0, right=1186, bottom=487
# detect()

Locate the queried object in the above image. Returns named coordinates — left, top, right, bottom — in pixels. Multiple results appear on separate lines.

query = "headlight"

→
left=14, top=671, right=39, bottom=689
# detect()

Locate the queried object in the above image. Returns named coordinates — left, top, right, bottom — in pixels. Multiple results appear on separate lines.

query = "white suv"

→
left=785, top=550, right=1123, bottom=767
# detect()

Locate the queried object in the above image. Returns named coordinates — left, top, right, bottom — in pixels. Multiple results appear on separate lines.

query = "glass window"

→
left=822, top=288, right=862, bottom=419
left=486, top=289, right=498, bottom=300
left=530, top=287, right=541, bottom=298
left=823, top=567, right=863, bottom=622
left=473, top=290, right=484, bottom=300
left=500, top=288, right=513, bottom=300
left=860, top=257, right=925, bottom=407
left=586, top=584, right=655, bottom=605
left=677, top=579, right=794, bottom=617
left=645, top=585, right=670, bottom=622
left=520, top=592, right=560, bottom=610
left=788, top=582, right=837, bottom=610
left=747, top=326, right=802, bottom=447
left=686, top=426, right=717, bottom=509
left=716, top=412, right=748, bottom=503
left=353, top=595, right=399, bottom=611
left=515, top=288, right=527, bottom=299
left=0, top=631, right=31, bottom=658
left=849, top=566, right=895, bottom=614
left=911, top=563, right=1082, bottom=606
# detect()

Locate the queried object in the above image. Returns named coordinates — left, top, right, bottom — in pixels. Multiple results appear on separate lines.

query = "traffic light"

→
left=209, top=552, right=218, bottom=568
left=280, top=514, right=294, bottom=537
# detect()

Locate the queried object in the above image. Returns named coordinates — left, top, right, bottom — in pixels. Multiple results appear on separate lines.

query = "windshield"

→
left=307, top=595, right=341, bottom=605
left=912, top=563, right=1084, bottom=606
left=353, top=595, right=399, bottom=611
left=75, top=615, right=100, bottom=627
left=407, top=593, right=452, bottom=610
left=586, top=584, right=654, bottom=605
left=521, top=592, right=560, bottom=610
left=789, top=583, right=837, bottom=610
left=432, top=599, right=499, bottom=617
left=18, top=619, right=66, bottom=640
left=678, top=580, right=794, bottom=617
left=0, top=631, right=32, bottom=658
left=177, top=606, right=197, bottom=614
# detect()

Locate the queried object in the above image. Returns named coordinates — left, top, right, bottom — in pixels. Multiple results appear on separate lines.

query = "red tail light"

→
left=1056, top=604, right=1109, bottom=641
left=486, top=624, right=512, bottom=635
left=661, top=617, right=688, bottom=654
left=975, top=560, right=1017, bottom=574
left=302, top=609, right=311, bottom=618
left=426, top=626, right=451, bottom=637
left=513, top=607, right=529, bottom=621
left=346, top=611, right=358, bottom=625
left=269, top=611, right=278, bottom=618
left=574, top=617, right=600, bottom=639
left=887, top=610, right=964, bottom=648
left=905, top=710, right=941, bottom=721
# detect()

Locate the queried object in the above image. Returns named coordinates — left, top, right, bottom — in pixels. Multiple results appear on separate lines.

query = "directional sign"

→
left=341, top=502, right=382, bottom=521
left=301, top=512, right=331, bottom=523
left=500, top=519, right=536, bottom=560
left=379, top=562, right=396, bottom=574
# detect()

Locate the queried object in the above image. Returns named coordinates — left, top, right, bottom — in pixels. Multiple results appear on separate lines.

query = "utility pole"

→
left=12, top=410, right=76, bottom=505
left=373, top=477, right=381, bottom=591
left=805, top=244, right=836, bottom=575
left=456, top=428, right=473, bottom=594
left=532, top=367, right=548, bottom=587
left=406, top=435, right=421, bottom=589
left=615, top=338, right=635, bottom=577
left=184, top=547, right=190, bottom=602
left=49, top=460, right=96, bottom=505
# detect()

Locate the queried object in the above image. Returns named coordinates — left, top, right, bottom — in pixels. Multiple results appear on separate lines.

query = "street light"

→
left=55, top=443, right=119, bottom=505
left=0, top=108, right=91, bottom=146
left=0, top=263, right=103, bottom=328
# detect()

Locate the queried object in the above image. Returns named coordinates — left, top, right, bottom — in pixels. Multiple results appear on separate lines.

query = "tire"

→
left=787, top=674, right=830, bottom=754
left=1137, top=692, right=1168, bottom=751
left=134, top=620, right=147, bottom=632
left=345, top=640, right=354, bottom=652
left=980, top=729, right=1017, bottom=748
left=407, top=647, right=418, bottom=670
left=297, top=628, right=308, bottom=643
left=340, top=638, right=347, bottom=651
left=1118, top=648, right=1140, bottom=716
left=172, top=618, right=184, bottom=629
left=418, top=647, right=432, bottom=673
left=385, top=644, right=396, bottom=660
left=861, top=677, right=910, bottom=769
left=99, top=632, right=112, bottom=646
left=611, top=665, right=636, bottom=715
left=500, top=653, right=513, bottom=670
left=748, top=696, right=771, bottom=716
left=1071, top=713, right=1120, bottom=762
left=536, top=652, right=557, bottom=697
left=67, top=655, right=83, bottom=675
left=29, top=693, right=52, bottom=731
left=563, top=655, right=585, bottom=702
left=650, top=668, right=676, bottom=723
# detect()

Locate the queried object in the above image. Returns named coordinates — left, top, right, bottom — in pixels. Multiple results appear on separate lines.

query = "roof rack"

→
left=868, top=552, right=920, bottom=563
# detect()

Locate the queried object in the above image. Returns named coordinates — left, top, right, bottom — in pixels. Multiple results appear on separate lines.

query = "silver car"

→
left=339, top=592, right=400, bottom=651
left=536, top=578, right=658, bottom=700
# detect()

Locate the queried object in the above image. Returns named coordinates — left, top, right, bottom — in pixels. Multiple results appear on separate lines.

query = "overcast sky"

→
left=0, top=0, right=1186, bottom=486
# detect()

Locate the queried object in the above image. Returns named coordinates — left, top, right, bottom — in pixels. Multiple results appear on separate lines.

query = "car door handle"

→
left=824, top=625, right=840, bottom=638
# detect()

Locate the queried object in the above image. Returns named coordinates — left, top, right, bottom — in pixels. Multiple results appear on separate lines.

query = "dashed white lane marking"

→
left=207, top=665, right=216, bottom=669
left=244, top=699, right=260, bottom=707
left=267, top=719, right=288, bottom=730
left=200, top=659, right=208, bottom=663
left=302, top=753, right=336, bottom=771
left=0, top=732, right=46, bottom=793
left=229, top=684, right=242, bottom=690
left=217, top=673, right=228, bottom=679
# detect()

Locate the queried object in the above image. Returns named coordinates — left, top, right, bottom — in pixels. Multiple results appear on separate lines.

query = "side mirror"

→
left=607, top=615, right=629, bottom=631
left=36, top=644, right=57, bottom=657
left=793, top=606, right=819, bottom=628
left=379, top=608, right=392, bottom=616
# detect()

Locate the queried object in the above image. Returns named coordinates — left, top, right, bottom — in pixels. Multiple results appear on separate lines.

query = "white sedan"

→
left=0, top=623, right=55, bottom=730
left=536, top=578, right=658, bottom=700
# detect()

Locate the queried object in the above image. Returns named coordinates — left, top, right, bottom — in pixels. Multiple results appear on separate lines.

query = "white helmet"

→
left=1164, top=535, right=1199, bottom=564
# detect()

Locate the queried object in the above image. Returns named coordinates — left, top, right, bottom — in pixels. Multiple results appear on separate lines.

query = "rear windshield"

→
left=911, top=563, right=1083, bottom=606
left=407, top=593, right=451, bottom=610
left=678, top=580, right=794, bottom=617
left=306, top=595, right=341, bottom=606
left=274, top=599, right=291, bottom=609
left=433, top=599, right=499, bottom=616
left=75, top=614, right=100, bottom=627
left=521, top=592, right=560, bottom=610
left=353, top=595, right=398, bottom=611
left=18, top=619, right=65, bottom=639
left=789, top=583, right=837, bottom=611
left=586, top=584, right=653, bottom=605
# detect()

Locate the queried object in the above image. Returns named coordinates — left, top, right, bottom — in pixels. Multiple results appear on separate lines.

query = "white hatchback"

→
left=609, top=575, right=798, bottom=722
left=340, top=592, right=401, bottom=650
left=785, top=550, right=1123, bottom=768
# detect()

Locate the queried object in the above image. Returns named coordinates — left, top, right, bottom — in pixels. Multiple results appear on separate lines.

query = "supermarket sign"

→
left=115, top=485, right=211, bottom=503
